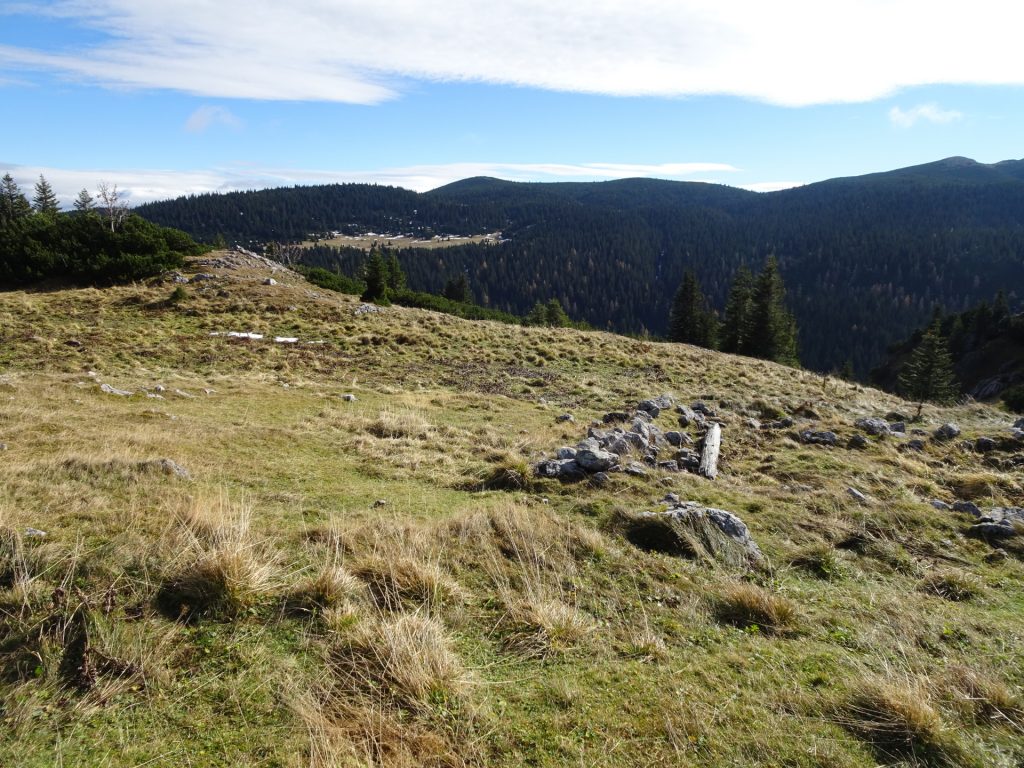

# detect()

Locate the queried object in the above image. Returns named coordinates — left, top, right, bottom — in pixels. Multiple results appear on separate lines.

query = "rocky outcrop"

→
left=967, top=507, right=1024, bottom=539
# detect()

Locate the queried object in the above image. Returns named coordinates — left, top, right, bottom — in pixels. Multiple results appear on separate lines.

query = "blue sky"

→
left=2, top=1, right=1023, bottom=205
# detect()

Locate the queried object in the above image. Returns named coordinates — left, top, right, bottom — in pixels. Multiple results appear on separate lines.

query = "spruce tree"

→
left=720, top=265, right=754, bottom=354
left=384, top=252, right=406, bottom=292
left=32, top=175, right=60, bottom=216
left=899, top=320, right=959, bottom=419
left=1, top=173, right=31, bottom=225
left=668, top=270, right=715, bottom=348
left=443, top=274, right=471, bottom=303
left=73, top=188, right=95, bottom=212
left=544, top=298, right=570, bottom=327
left=746, top=256, right=799, bottom=366
left=360, top=249, right=389, bottom=303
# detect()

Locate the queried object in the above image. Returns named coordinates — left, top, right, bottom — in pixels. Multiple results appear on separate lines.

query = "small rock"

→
left=637, top=395, right=673, bottom=418
left=624, top=462, right=649, bottom=477
left=190, top=273, right=216, bottom=283
left=744, top=418, right=761, bottom=430
left=800, top=430, right=838, bottom=446
left=658, top=460, right=681, bottom=472
left=911, top=428, right=927, bottom=436
left=65, top=339, right=82, bottom=348
left=847, top=434, right=868, bottom=450
left=933, top=423, right=961, bottom=441
left=885, top=411, right=909, bottom=422
left=662, top=493, right=680, bottom=504
left=889, top=422, right=906, bottom=434
left=556, top=447, right=577, bottom=460
left=967, top=507, right=1024, bottom=539
left=342, top=394, right=357, bottom=402
left=691, top=401, right=715, bottom=416
left=264, top=278, right=277, bottom=286
left=930, top=499, right=951, bottom=511
left=154, top=384, right=166, bottom=393
left=764, top=417, right=794, bottom=429
left=602, top=411, right=630, bottom=424
left=203, top=388, right=216, bottom=395
left=589, top=472, right=610, bottom=487
left=555, top=413, right=575, bottom=424
left=905, top=439, right=926, bottom=451
left=99, top=382, right=133, bottom=397
left=952, top=500, right=982, bottom=517
left=24, top=527, right=47, bottom=539
left=847, top=488, right=869, bottom=503
left=855, top=417, right=890, bottom=436
left=372, top=499, right=388, bottom=508
left=145, top=458, right=190, bottom=479
left=172, top=389, right=195, bottom=399
left=0, top=443, right=7, bottom=451
left=665, top=431, right=684, bottom=447
left=975, top=437, right=997, bottom=452
left=576, top=448, right=618, bottom=472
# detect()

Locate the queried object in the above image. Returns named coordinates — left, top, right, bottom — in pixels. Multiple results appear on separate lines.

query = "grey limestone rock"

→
left=615, top=502, right=762, bottom=567
left=800, top=429, right=838, bottom=446
left=953, top=500, right=982, bottom=517
left=933, top=423, right=961, bottom=441
left=855, top=417, right=890, bottom=436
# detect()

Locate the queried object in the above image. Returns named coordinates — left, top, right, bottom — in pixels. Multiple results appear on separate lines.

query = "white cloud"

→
left=888, top=103, right=963, bottom=128
left=2, top=2, right=1024, bottom=106
left=184, top=105, right=242, bottom=133
left=0, top=161, right=740, bottom=206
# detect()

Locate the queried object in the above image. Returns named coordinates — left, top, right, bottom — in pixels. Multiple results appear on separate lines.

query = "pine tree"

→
left=73, top=188, right=95, bottom=212
left=544, top=298, right=570, bottom=327
left=899, top=320, right=959, bottom=419
left=385, top=252, right=406, bottom=292
left=360, top=249, right=389, bottom=303
left=1, top=173, right=32, bottom=225
left=720, top=265, right=754, bottom=354
left=668, top=270, right=716, bottom=348
left=746, top=256, right=799, bottom=366
left=32, top=175, right=60, bottom=216
left=443, top=274, right=471, bottom=303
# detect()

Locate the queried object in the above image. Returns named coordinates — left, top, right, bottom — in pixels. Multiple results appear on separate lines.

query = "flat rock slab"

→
left=967, top=507, right=1024, bottom=539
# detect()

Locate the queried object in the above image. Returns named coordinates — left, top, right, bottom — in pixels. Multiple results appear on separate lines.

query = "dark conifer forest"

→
left=136, top=157, right=1024, bottom=375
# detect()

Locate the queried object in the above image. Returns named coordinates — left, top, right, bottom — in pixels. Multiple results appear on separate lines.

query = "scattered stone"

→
left=847, top=488, right=869, bottom=503
left=274, top=337, right=299, bottom=344
left=555, top=413, right=575, bottom=424
left=165, top=271, right=189, bottom=284
left=172, top=389, right=195, bottom=399
left=665, top=431, right=684, bottom=447
left=637, top=394, right=673, bottom=417
left=0, top=443, right=7, bottom=451
left=589, top=472, right=610, bottom=487
left=143, top=458, right=190, bottom=479
left=264, top=278, right=278, bottom=286
left=575, top=446, right=618, bottom=473
left=885, top=411, right=909, bottom=422
left=153, top=384, right=166, bottom=393
left=975, top=437, right=997, bottom=452
left=953, top=500, right=982, bottom=517
left=602, top=411, right=630, bottom=424
left=624, top=462, right=649, bottom=477
left=203, top=389, right=216, bottom=396
left=1014, top=417, right=1024, bottom=429
left=353, top=303, right=382, bottom=316
left=911, top=428, right=927, bottom=436
left=904, top=439, right=926, bottom=452
left=662, top=493, right=680, bottom=504
left=744, top=418, right=761, bottom=430
left=342, top=394, right=357, bottom=402
left=99, top=383, right=133, bottom=397
left=764, top=417, right=794, bottom=429
left=855, top=417, right=890, bottom=436
left=889, top=422, right=906, bottom=434
left=24, top=527, right=47, bottom=539
left=967, top=507, right=1024, bottom=539
left=800, top=429, right=838, bottom=446
left=189, top=273, right=216, bottom=283
left=847, top=434, right=868, bottom=450
left=933, top=423, right=961, bottom=441
left=930, top=499, right=951, bottom=511
left=614, top=502, right=762, bottom=568
left=372, top=499, right=388, bottom=508
left=556, top=447, right=577, bottom=460
left=658, top=460, right=681, bottom=472
left=691, top=401, right=715, bottom=416
left=65, top=339, right=82, bottom=348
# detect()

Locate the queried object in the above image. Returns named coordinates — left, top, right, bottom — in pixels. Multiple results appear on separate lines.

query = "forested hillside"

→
left=136, top=157, right=1024, bottom=374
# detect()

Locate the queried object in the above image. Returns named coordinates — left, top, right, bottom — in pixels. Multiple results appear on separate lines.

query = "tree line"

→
left=1, top=174, right=203, bottom=286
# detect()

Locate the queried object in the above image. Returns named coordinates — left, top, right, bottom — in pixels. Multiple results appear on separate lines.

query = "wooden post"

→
left=698, top=422, right=721, bottom=480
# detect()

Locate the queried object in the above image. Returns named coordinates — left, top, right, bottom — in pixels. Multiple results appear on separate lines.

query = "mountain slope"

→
left=136, top=158, right=1024, bottom=377
left=2, top=251, right=1023, bottom=766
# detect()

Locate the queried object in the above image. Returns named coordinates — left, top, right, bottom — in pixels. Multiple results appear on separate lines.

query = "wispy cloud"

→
left=0, top=161, right=740, bottom=206
left=889, top=103, right=963, bottom=128
left=2, top=2, right=1024, bottom=106
left=184, top=105, right=242, bottom=134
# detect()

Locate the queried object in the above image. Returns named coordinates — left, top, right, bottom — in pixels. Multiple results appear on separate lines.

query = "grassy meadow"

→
left=1, top=252, right=1023, bottom=766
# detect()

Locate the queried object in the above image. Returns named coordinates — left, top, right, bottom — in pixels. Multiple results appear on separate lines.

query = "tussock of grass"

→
left=286, top=564, right=364, bottom=614
left=366, top=407, right=435, bottom=440
left=918, top=569, right=983, bottom=601
left=712, top=582, right=797, bottom=634
left=789, top=543, right=847, bottom=580
left=351, top=555, right=461, bottom=612
left=156, top=496, right=277, bottom=620
left=939, top=665, right=1023, bottom=727
left=843, top=679, right=978, bottom=767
